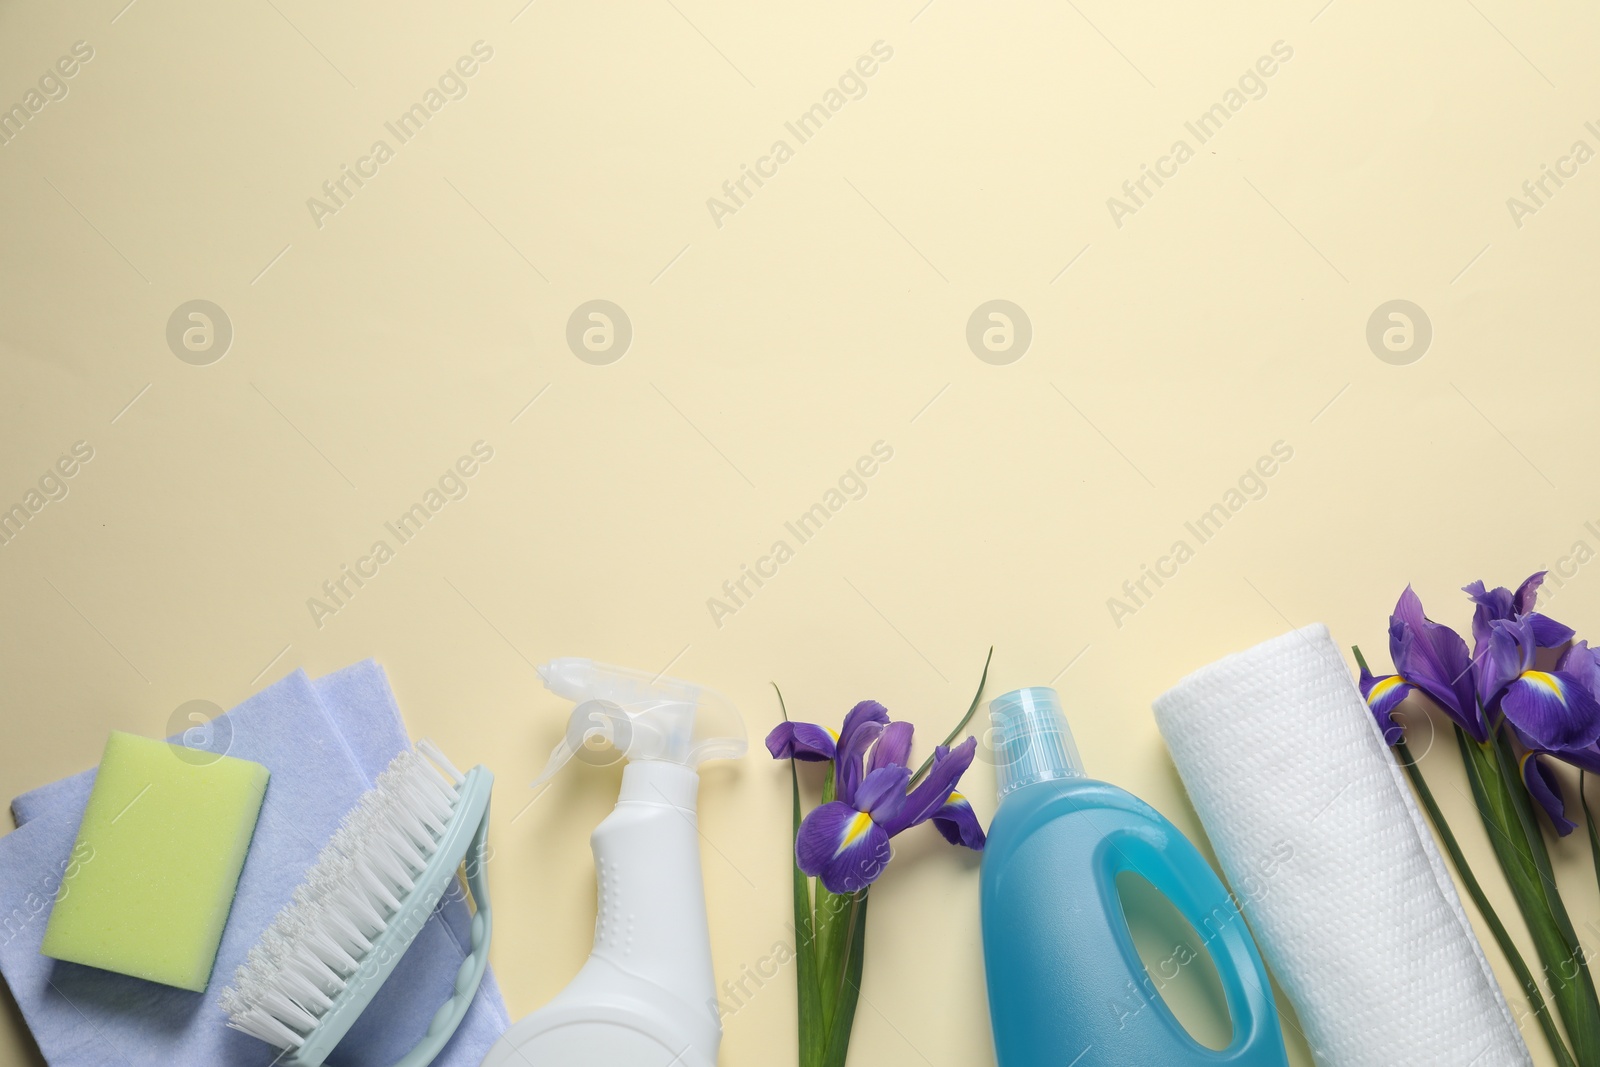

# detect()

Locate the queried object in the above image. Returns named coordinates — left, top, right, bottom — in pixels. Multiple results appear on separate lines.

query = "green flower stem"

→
left=1460, top=725, right=1600, bottom=1066
left=1392, top=733, right=1576, bottom=1067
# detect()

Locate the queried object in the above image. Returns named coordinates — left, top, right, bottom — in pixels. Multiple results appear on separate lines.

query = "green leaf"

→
left=805, top=704, right=848, bottom=1037
left=1490, top=729, right=1600, bottom=1054
left=1582, top=772, right=1600, bottom=914
left=1393, top=731, right=1576, bottom=1067
left=814, top=885, right=852, bottom=1026
left=912, top=645, right=994, bottom=786
left=776, top=683, right=825, bottom=1067
left=1460, top=725, right=1600, bottom=1065
left=821, top=889, right=869, bottom=1067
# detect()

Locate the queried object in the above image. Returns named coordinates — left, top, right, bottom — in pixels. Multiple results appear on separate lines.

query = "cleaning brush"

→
left=220, top=739, right=493, bottom=1067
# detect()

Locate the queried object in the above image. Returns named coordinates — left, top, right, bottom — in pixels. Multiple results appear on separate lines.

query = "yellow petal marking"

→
left=1367, top=675, right=1407, bottom=705
left=836, top=811, right=874, bottom=856
left=1522, top=671, right=1563, bottom=697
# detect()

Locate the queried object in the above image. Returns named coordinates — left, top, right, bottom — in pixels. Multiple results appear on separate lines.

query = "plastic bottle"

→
left=980, top=687, right=1288, bottom=1067
left=479, top=659, right=746, bottom=1067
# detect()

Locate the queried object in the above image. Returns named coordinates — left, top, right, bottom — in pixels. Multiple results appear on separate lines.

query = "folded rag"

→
left=1152, top=624, right=1531, bottom=1067
left=0, top=661, right=509, bottom=1067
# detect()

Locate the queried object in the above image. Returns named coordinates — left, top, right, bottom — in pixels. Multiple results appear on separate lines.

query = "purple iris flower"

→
left=1463, top=572, right=1575, bottom=652
left=1513, top=642, right=1600, bottom=835
left=1360, top=585, right=1484, bottom=743
left=1473, top=618, right=1600, bottom=753
left=768, top=700, right=985, bottom=894
left=1362, top=577, right=1600, bottom=835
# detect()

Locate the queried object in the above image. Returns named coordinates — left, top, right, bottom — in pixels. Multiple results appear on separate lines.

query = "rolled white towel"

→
left=1152, top=623, right=1531, bottom=1067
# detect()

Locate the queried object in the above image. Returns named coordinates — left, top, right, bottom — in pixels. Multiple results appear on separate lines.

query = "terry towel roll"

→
left=1152, top=624, right=1531, bottom=1067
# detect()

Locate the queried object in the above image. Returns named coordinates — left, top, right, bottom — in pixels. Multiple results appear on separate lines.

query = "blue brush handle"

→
left=392, top=788, right=493, bottom=1067
left=286, top=767, right=495, bottom=1067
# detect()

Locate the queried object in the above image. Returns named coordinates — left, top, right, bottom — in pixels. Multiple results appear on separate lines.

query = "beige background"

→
left=3, top=0, right=1599, bottom=1064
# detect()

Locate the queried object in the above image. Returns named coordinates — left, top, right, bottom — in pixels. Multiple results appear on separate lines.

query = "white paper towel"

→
left=1152, top=623, right=1532, bottom=1067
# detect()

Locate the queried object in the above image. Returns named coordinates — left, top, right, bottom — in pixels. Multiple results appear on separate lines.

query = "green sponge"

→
left=40, top=731, right=269, bottom=991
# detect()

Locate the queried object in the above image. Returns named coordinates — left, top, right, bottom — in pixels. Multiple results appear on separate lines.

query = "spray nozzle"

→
left=531, top=658, right=747, bottom=788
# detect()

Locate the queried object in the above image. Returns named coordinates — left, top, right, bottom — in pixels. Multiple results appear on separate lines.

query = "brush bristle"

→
left=219, top=744, right=462, bottom=1049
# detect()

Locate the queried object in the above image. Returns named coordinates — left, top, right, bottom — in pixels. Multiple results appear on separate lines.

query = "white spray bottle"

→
left=481, top=658, right=746, bottom=1067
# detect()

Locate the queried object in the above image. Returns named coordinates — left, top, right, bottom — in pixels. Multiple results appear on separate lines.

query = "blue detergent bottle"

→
left=980, top=687, right=1288, bottom=1067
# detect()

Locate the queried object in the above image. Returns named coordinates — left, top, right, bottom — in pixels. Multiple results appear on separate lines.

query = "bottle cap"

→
left=989, top=686, right=1085, bottom=800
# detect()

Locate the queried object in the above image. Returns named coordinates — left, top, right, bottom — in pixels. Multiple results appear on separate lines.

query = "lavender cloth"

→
left=0, top=661, right=509, bottom=1066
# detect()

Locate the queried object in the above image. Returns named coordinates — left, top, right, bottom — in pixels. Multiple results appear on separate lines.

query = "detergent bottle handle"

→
left=1126, top=808, right=1287, bottom=1066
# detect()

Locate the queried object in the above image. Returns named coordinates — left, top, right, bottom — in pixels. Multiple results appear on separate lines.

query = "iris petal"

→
left=1513, top=571, right=1548, bottom=616
left=1358, top=666, right=1414, bottom=745
left=834, top=720, right=884, bottom=808
left=816, top=810, right=893, bottom=894
left=1527, top=612, right=1577, bottom=649
left=1473, top=619, right=1532, bottom=715
left=1464, top=573, right=1567, bottom=647
left=854, top=765, right=911, bottom=825
left=765, top=720, right=838, bottom=762
left=868, top=721, right=915, bottom=774
left=1464, top=579, right=1516, bottom=649
left=833, top=701, right=890, bottom=807
left=930, top=792, right=986, bottom=850
left=1554, top=743, right=1600, bottom=775
left=883, top=737, right=978, bottom=836
left=1521, top=752, right=1577, bottom=836
left=1390, top=586, right=1482, bottom=738
left=1501, top=670, right=1600, bottom=751
left=795, top=800, right=858, bottom=876
left=1560, top=641, right=1600, bottom=702
left=838, top=700, right=890, bottom=747
left=823, top=828, right=891, bottom=893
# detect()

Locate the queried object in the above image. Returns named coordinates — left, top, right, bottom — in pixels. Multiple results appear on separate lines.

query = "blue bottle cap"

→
left=989, top=686, right=1086, bottom=801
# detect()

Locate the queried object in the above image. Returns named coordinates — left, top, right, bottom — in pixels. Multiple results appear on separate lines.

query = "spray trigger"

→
left=530, top=659, right=745, bottom=789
